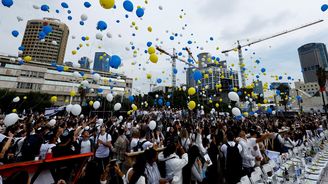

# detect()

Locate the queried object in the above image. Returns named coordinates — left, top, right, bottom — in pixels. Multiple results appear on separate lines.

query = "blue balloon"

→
left=261, top=68, right=266, bottom=73
left=157, top=78, right=162, bottom=84
left=11, top=30, right=19, bottom=37
left=55, top=9, right=60, bottom=13
left=18, top=60, right=24, bottom=65
left=123, top=0, right=134, bottom=12
left=97, top=21, right=107, bottom=31
left=267, top=108, right=273, bottom=114
left=51, top=62, right=57, bottom=67
left=109, top=55, right=121, bottom=69
left=18, top=45, right=25, bottom=51
left=56, top=65, right=64, bottom=72
left=166, top=102, right=170, bottom=107
left=169, top=36, right=174, bottom=40
left=210, top=37, right=214, bottom=41
left=276, top=90, right=281, bottom=95
left=80, top=21, right=84, bottom=26
left=67, top=10, right=71, bottom=14
left=125, top=14, right=129, bottom=18
left=61, top=2, right=69, bottom=8
left=147, top=41, right=152, bottom=47
left=255, top=59, right=260, bottom=64
left=158, top=99, right=163, bottom=106
left=237, top=91, right=242, bottom=96
left=2, top=0, right=13, bottom=7
left=79, top=72, right=85, bottom=76
left=296, top=95, right=302, bottom=101
left=42, top=25, right=52, bottom=35
left=216, top=57, right=220, bottom=61
left=38, top=31, right=46, bottom=40
left=322, top=4, right=328, bottom=12
left=173, top=68, right=178, bottom=74
left=187, top=40, right=192, bottom=44
left=97, top=88, right=103, bottom=93
left=41, top=4, right=50, bottom=12
left=129, top=96, right=134, bottom=102
left=68, top=16, right=72, bottom=20
left=136, top=8, right=144, bottom=17
left=84, top=2, right=91, bottom=8
left=193, top=70, right=202, bottom=81
left=279, top=76, right=283, bottom=80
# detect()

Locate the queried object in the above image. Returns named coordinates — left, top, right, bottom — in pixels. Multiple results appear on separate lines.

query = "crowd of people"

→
left=0, top=108, right=326, bottom=184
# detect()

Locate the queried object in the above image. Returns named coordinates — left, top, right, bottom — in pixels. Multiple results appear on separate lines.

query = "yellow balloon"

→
left=215, top=103, right=219, bottom=108
left=148, top=47, right=155, bottom=54
left=50, top=96, right=57, bottom=103
left=85, top=36, right=90, bottom=40
left=263, top=99, right=268, bottom=104
left=146, top=73, right=152, bottom=79
left=24, top=56, right=32, bottom=62
left=64, top=99, right=69, bottom=103
left=89, top=101, right=94, bottom=106
left=72, top=50, right=77, bottom=55
left=149, top=54, right=158, bottom=63
left=204, top=74, right=209, bottom=79
left=147, top=26, right=152, bottom=32
left=188, top=101, right=196, bottom=110
left=23, top=96, right=27, bottom=100
left=70, top=90, right=76, bottom=97
left=132, top=104, right=138, bottom=111
left=219, top=98, right=223, bottom=102
left=64, top=66, right=69, bottom=71
left=188, top=87, right=196, bottom=96
left=99, top=0, right=115, bottom=9
left=12, top=109, right=17, bottom=113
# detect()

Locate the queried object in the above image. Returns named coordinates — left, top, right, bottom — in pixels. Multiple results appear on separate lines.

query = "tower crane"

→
left=222, top=19, right=324, bottom=88
left=156, top=47, right=198, bottom=89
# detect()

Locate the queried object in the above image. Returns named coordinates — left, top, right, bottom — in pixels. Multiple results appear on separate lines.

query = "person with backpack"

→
left=134, top=129, right=153, bottom=151
left=78, top=130, right=94, bottom=154
left=95, top=125, right=112, bottom=173
left=158, top=143, right=188, bottom=184
left=112, top=126, right=129, bottom=169
left=220, top=131, right=242, bottom=184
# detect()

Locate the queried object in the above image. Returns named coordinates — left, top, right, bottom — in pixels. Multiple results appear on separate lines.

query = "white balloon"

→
left=232, top=107, right=241, bottom=116
left=90, top=88, right=94, bottom=93
left=96, top=33, right=103, bottom=40
left=71, top=104, right=82, bottom=116
left=10, top=58, right=16, bottom=62
left=106, top=32, right=112, bottom=38
left=33, top=5, right=40, bottom=9
left=106, top=93, right=113, bottom=102
left=81, top=14, right=88, bottom=21
left=119, top=116, right=123, bottom=120
left=114, top=103, right=121, bottom=111
left=254, top=113, right=258, bottom=117
left=66, top=104, right=73, bottom=113
left=92, top=73, right=101, bottom=82
left=73, top=71, right=81, bottom=78
left=272, top=111, right=276, bottom=115
left=155, top=94, right=159, bottom=98
left=73, top=62, right=80, bottom=68
left=93, top=101, right=100, bottom=110
left=228, top=92, right=239, bottom=102
left=148, top=120, right=156, bottom=130
left=48, top=119, right=56, bottom=127
left=4, top=113, right=19, bottom=127
left=182, top=86, right=187, bottom=91
left=81, top=80, right=90, bottom=88
left=13, top=97, right=20, bottom=103
left=51, top=40, right=57, bottom=45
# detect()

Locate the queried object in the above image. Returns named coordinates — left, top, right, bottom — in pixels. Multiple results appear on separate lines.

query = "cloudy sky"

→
left=0, top=0, right=327, bottom=94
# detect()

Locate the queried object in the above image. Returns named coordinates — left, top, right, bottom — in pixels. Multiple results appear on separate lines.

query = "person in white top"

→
left=130, top=128, right=140, bottom=151
left=95, top=126, right=112, bottom=173
left=237, top=130, right=255, bottom=177
left=125, top=154, right=147, bottom=184
left=158, top=143, right=188, bottom=184
left=79, top=130, right=94, bottom=154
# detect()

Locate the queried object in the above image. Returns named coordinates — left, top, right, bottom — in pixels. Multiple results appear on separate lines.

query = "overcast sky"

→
left=0, top=0, right=327, bottom=94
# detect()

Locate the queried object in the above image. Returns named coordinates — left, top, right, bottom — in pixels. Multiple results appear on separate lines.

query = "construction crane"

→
left=156, top=46, right=198, bottom=89
left=222, top=19, right=324, bottom=88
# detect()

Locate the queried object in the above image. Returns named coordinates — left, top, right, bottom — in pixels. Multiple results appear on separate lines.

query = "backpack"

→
left=158, top=157, right=175, bottom=178
left=273, top=134, right=283, bottom=153
left=21, top=134, right=42, bottom=161
left=132, top=140, right=147, bottom=152
left=225, top=143, right=242, bottom=176
left=78, top=139, right=94, bottom=153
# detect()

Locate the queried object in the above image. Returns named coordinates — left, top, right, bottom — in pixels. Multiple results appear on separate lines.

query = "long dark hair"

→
left=129, top=154, right=147, bottom=184
left=163, top=143, right=176, bottom=158
left=183, top=145, right=201, bottom=184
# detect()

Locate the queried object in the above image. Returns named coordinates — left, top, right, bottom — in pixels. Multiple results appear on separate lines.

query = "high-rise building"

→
left=93, top=52, right=110, bottom=72
left=79, top=57, right=90, bottom=69
left=298, top=43, right=328, bottom=83
left=20, top=18, right=69, bottom=65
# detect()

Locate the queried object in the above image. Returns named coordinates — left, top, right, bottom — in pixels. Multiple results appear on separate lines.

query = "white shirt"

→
left=80, top=139, right=92, bottom=154
left=238, top=138, right=255, bottom=168
left=145, top=162, right=161, bottom=184
left=139, top=138, right=153, bottom=150
left=130, top=138, right=139, bottom=150
left=158, top=152, right=188, bottom=184
left=39, top=143, right=56, bottom=159
left=95, top=133, right=112, bottom=158
left=125, top=168, right=146, bottom=184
